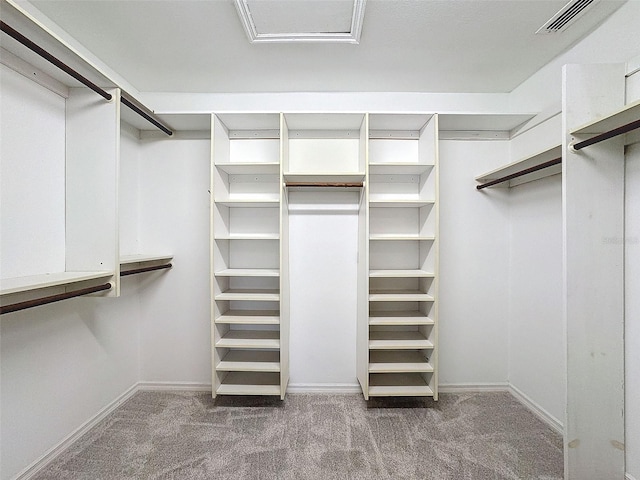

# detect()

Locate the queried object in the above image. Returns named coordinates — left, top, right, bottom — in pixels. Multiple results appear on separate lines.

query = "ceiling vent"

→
left=234, top=0, right=366, bottom=44
left=536, top=0, right=599, bottom=34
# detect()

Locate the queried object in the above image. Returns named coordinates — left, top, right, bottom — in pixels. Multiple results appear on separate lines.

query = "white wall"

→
left=136, top=134, right=211, bottom=384
left=438, top=140, right=511, bottom=386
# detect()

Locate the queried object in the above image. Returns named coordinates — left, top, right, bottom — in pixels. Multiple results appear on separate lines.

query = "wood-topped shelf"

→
left=216, top=330, right=280, bottom=349
left=217, top=350, right=280, bottom=372
left=475, top=145, right=562, bottom=189
left=215, top=310, right=280, bottom=325
left=1, top=271, right=113, bottom=296
left=368, top=373, right=434, bottom=397
left=215, top=289, right=280, bottom=301
left=369, top=163, right=434, bottom=175
left=369, top=351, right=433, bottom=373
left=369, top=330, right=434, bottom=349
left=215, top=162, right=280, bottom=175
left=216, top=372, right=281, bottom=396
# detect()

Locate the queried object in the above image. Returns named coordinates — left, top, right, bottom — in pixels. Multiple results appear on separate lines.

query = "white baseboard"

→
left=287, top=382, right=361, bottom=394
left=439, top=382, right=509, bottom=393
left=137, top=381, right=212, bottom=392
left=508, top=384, right=563, bottom=435
left=15, top=383, right=139, bottom=480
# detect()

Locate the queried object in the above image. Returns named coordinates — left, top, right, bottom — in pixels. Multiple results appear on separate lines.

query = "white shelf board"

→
left=283, top=172, right=365, bottom=183
left=216, top=330, right=280, bottom=349
left=369, top=331, right=434, bottom=350
left=284, top=113, right=365, bottom=130
left=215, top=289, right=280, bottom=301
left=369, top=200, right=434, bottom=208
left=475, top=145, right=562, bottom=188
left=369, top=290, right=434, bottom=302
left=369, top=351, right=433, bottom=373
left=217, top=350, right=280, bottom=372
left=215, top=199, right=279, bottom=208
left=1, top=271, right=113, bottom=296
left=215, top=162, right=280, bottom=175
left=571, top=99, right=640, bottom=137
left=215, top=310, right=280, bottom=325
left=368, top=373, right=434, bottom=397
left=215, top=269, right=279, bottom=277
left=369, top=163, right=433, bottom=175
left=368, top=114, right=433, bottom=131
left=216, top=372, right=281, bottom=396
left=120, top=254, right=173, bottom=265
left=369, top=311, right=435, bottom=326
left=439, top=113, right=535, bottom=132
left=369, top=270, right=434, bottom=278
left=369, top=234, right=435, bottom=241
left=214, top=234, right=280, bottom=240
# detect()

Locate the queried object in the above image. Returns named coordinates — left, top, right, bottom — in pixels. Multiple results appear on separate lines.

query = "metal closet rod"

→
left=285, top=182, right=364, bottom=188
left=0, top=21, right=173, bottom=136
left=0, top=283, right=112, bottom=315
left=476, top=157, right=562, bottom=190
left=572, top=118, right=640, bottom=151
left=120, top=263, right=172, bottom=277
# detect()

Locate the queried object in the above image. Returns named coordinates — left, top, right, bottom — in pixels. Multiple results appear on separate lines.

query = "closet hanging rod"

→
left=572, top=118, right=640, bottom=151
left=0, top=21, right=112, bottom=101
left=476, top=157, right=561, bottom=190
left=0, top=21, right=173, bottom=136
left=120, top=263, right=172, bottom=277
left=285, top=182, right=364, bottom=188
left=121, top=96, right=173, bottom=136
left=0, top=283, right=112, bottom=315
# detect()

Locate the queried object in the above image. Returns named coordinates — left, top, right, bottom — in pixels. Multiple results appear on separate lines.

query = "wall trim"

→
left=439, top=382, right=509, bottom=393
left=137, top=381, right=212, bottom=392
left=287, top=382, right=362, bottom=394
left=14, top=383, right=139, bottom=480
left=508, top=384, right=563, bottom=435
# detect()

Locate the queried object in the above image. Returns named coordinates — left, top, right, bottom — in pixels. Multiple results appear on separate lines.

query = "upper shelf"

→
left=369, top=163, right=434, bottom=175
left=1, top=271, right=113, bottom=296
left=475, top=145, right=562, bottom=189
left=284, top=172, right=365, bottom=184
left=570, top=99, right=640, bottom=148
left=216, top=162, right=280, bottom=175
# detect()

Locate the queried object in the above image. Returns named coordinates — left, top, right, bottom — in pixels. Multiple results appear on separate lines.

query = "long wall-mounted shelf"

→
left=0, top=271, right=113, bottom=296
left=475, top=145, right=562, bottom=189
left=570, top=98, right=640, bottom=149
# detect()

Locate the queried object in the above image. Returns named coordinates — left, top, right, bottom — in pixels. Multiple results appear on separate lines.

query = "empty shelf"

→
left=369, top=163, right=434, bottom=175
left=215, top=289, right=280, bottom=301
left=215, top=162, right=280, bottom=175
left=120, top=254, right=173, bottom=265
left=369, top=290, right=434, bottom=302
left=215, top=310, right=280, bottom=325
left=1, top=271, right=113, bottom=296
left=369, top=234, right=435, bottom=241
left=217, top=350, right=280, bottom=372
left=369, top=270, right=434, bottom=278
left=216, top=372, right=281, bottom=396
left=369, top=200, right=434, bottom=208
left=368, top=373, right=434, bottom=397
left=216, top=330, right=280, bottom=349
left=369, top=311, right=434, bottom=326
left=215, top=269, right=280, bottom=277
left=369, top=331, right=434, bottom=350
left=215, top=199, right=279, bottom=208
left=369, top=351, right=433, bottom=373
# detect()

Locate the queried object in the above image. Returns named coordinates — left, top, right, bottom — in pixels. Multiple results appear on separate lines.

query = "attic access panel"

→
left=235, top=0, right=366, bottom=43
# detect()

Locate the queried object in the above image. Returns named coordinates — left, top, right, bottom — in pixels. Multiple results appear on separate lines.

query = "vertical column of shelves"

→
left=365, top=114, right=439, bottom=398
left=211, top=113, right=284, bottom=398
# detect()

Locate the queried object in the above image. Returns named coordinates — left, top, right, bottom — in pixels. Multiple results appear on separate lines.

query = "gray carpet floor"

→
left=32, top=391, right=563, bottom=480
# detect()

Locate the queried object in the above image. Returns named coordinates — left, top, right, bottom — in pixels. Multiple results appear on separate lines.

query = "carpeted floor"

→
left=32, top=391, right=563, bottom=480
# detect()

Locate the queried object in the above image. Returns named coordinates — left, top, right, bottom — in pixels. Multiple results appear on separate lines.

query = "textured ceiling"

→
left=28, top=0, right=626, bottom=94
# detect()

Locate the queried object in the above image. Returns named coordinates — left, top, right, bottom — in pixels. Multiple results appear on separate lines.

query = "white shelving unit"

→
left=359, top=113, right=439, bottom=400
left=211, top=113, right=288, bottom=399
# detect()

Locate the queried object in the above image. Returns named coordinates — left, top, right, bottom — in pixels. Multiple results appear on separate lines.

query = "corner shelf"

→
left=475, top=145, right=562, bottom=189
